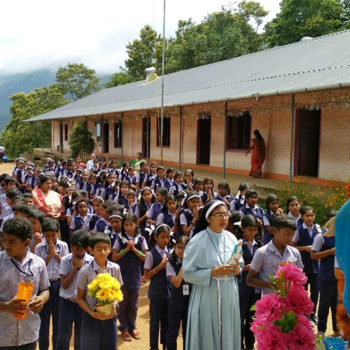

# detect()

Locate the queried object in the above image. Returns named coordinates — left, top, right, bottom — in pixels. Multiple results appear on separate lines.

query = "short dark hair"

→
left=71, top=229, right=90, bottom=248
left=12, top=203, right=28, bottom=214
left=241, top=214, right=258, bottom=228
left=42, top=217, right=59, bottom=233
left=4, top=177, right=16, bottom=185
left=245, top=189, right=258, bottom=199
left=271, top=214, right=296, bottom=231
left=266, top=193, right=279, bottom=208
left=300, top=206, right=314, bottom=215
left=25, top=207, right=45, bottom=224
left=3, top=217, right=33, bottom=241
left=89, top=232, right=111, bottom=248
left=6, top=187, right=22, bottom=199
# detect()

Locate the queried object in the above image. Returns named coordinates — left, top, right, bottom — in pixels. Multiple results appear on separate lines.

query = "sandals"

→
left=130, top=329, right=141, bottom=340
left=121, top=331, right=132, bottom=342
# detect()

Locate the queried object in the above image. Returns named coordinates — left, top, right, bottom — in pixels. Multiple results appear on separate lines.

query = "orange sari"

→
left=32, top=186, right=62, bottom=217
left=249, top=138, right=266, bottom=178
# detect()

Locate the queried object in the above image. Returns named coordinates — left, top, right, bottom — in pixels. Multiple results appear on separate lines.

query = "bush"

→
left=68, top=121, right=95, bottom=159
left=277, top=182, right=347, bottom=225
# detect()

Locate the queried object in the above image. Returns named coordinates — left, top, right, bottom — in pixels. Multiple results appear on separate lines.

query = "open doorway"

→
left=197, top=114, right=211, bottom=165
left=294, top=108, right=320, bottom=177
left=142, top=117, right=151, bottom=159
left=103, top=123, right=109, bottom=154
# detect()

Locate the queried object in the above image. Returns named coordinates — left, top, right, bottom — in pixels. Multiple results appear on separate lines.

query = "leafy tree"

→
left=68, top=121, right=95, bottom=159
left=236, top=0, right=269, bottom=32
left=166, top=5, right=265, bottom=73
left=104, top=71, right=133, bottom=88
left=56, top=63, right=101, bottom=101
left=124, top=25, right=164, bottom=81
left=0, top=85, right=68, bottom=157
left=264, top=0, right=347, bottom=47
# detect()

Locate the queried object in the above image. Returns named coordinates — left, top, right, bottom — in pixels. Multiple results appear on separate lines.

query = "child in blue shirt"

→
left=0, top=218, right=50, bottom=349
left=247, top=214, right=303, bottom=295
left=35, top=218, right=69, bottom=350
left=77, top=232, right=123, bottom=350
left=56, top=230, right=93, bottom=350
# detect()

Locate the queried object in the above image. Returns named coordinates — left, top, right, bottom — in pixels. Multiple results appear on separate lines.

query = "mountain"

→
left=0, top=70, right=111, bottom=133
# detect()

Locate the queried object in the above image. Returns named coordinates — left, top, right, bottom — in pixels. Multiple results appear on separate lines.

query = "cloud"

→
left=0, top=0, right=280, bottom=74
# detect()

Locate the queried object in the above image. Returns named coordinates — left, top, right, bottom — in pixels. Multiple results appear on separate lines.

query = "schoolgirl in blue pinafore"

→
left=231, top=182, right=250, bottom=211
left=239, top=189, right=270, bottom=244
left=112, top=213, right=148, bottom=340
left=179, top=193, right=201, bottom=238
left=238, top=215, right=261, bottom=350
left=166, top=235, right=191, bottom=350
left=292, top=206, right=320, bottom=318
left=144, top=225, right=171, bottom=350
left=135, top=187, right=155, bottom=242
left=312, top=220, right=338, bottom=335
left=147, top=187, right=168, bottom=226
left=169, top=172, right=186, bottom=197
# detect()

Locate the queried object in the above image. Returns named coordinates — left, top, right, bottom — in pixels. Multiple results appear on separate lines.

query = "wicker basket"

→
left=95, top=303, right=115, bottom=315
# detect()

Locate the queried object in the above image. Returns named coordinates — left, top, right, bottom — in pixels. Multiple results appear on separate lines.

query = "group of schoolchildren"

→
left=0, top=156, right=339, bottom=350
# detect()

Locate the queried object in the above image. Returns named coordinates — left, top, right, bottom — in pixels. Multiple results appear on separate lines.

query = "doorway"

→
left=59, top=122, right=64, bottom=153
left=103, top=123, right=109, bottom=154
left=197, top=115, right=211, bottom=165
left=142, top=117, right=151, bottom=159
left=294, top=108, right=320, bottom=177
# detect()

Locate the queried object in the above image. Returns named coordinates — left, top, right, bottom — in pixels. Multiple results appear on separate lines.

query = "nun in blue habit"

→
left=183, top=200, right=244, bottom=350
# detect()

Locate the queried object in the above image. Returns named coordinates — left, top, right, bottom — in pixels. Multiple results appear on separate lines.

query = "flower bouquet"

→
left=87, top=273, right=123, bottom=315
left=251, top=262, right=315, bottom=350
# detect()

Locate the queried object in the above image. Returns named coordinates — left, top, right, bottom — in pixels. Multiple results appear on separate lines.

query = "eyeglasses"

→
left=211, top=212, right=230, bottom=218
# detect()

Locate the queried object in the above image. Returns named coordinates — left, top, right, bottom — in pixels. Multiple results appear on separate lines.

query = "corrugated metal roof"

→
left=27, top=29, right=350, bottom=122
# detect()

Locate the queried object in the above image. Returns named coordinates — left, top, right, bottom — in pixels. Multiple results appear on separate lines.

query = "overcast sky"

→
left=0, top=0, right=281, bottom=75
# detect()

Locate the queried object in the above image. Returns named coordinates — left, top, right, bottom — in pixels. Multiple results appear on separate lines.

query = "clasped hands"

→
left=211, top=260, right=240, bottom=277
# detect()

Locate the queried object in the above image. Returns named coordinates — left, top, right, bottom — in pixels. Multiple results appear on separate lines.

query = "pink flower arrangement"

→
left=251, top=263, right=316, bottom=350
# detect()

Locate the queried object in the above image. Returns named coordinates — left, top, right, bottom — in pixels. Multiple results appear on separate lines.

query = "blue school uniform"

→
left=35, top=239, right=69, bottom=350
left=148, top=202, right=163, bottom=222
left=103, top=226, right=118, bottom=259
left=152, top=176, right=166, bottom=190
left=231, top=193, right=245, bottom=211
left=77, top=259, right=123, bottom=350
left=145, top=246, right=170, bottom=349
left=114, top=193, right=128, bottom=208
left=70, top=213, right=91, bottom=232
left=263, top=209, right=277, bottom=245
left=169, top=182, right=186, bottom=196
left=56, top=252, right=93, bottom=350
left=164, top=179, right=174, bottom=190
left=312, top=233, right=338, bottom=333
left=114, top=232, right=147, bottom=332
left=294, top=223, right=320, bottom=314
left=240, top=204, right=270, bottom=243
left=239, top=240, right=261, bottom=350
left=166, top=259, right=191, bottom=350
left=136, top=171, right=147, bottom=187
left=144, top=173, right=157, bottom=187
left=94, top=218, right=108, bottom=233
left=213, top=194, right=234, bottom=207
left=178, top=209, right=194, bottom=237
left=125, top=175, right=137, bottom=187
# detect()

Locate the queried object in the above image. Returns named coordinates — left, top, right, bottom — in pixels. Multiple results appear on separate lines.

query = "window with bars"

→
left=226, top=112, right=251, bottom=150
left=156, top=117, right=171, bottom=147
left=114, top=120, right=123, bottom=148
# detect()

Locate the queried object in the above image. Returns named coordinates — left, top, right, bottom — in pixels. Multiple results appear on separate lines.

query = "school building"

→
left=28, top=30, right=350, bottom=183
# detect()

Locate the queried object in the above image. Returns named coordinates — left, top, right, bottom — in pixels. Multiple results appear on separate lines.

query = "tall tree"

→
left=68, top=121, right=95, bottom=159
left=264, top=0, right=347, bottom=47
left=104, top=71, right=133, bottom=88
left=56, top=63, right=100, bottom=101
left=0, top=85, right=68, bottom=157
left=166, top=5, right=265, bottom=73
left=124, top=25, right=164, bottom=81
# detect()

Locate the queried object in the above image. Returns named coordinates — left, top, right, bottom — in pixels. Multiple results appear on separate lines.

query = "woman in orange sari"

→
left=246, top=129, right=266, bottom=178
left=32, top=174, right=62, bottom=218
